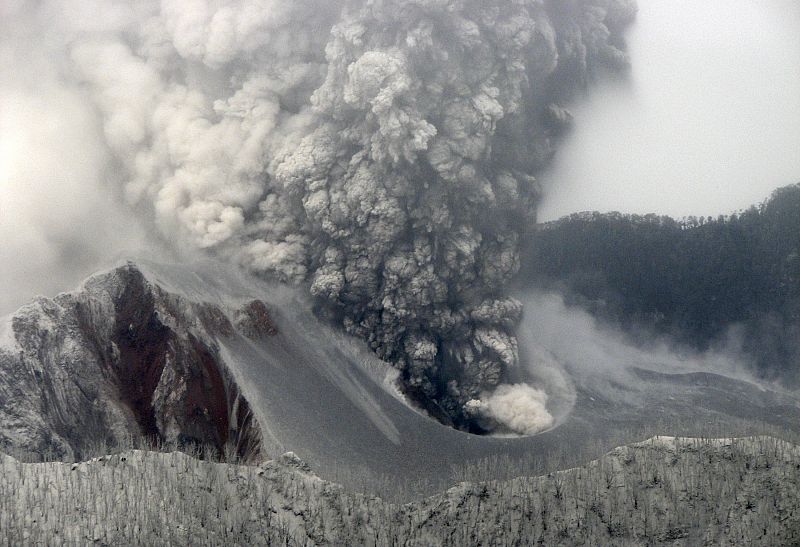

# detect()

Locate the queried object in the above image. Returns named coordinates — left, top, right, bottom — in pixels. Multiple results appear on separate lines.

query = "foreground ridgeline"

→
left=0, top=436, right=798, bottom=545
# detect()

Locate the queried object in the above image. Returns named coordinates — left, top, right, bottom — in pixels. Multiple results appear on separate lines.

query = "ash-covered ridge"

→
left=46, top=0, right=636, bottom=428
left=0, top=263, right=272, bottom=461
left=2, top=436, right=799, bottom=545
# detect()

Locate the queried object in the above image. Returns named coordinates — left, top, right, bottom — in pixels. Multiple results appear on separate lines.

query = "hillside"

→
left=1, top=436, right=798, bottom=545
left=0, top=262, right=269, bottom=462
left=526, top=184, right=800, bottom=384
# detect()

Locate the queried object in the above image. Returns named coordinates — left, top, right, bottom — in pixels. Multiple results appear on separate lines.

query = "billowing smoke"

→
left=466, top=383, right=554, bottom=435
left=1, top=0, right=635, bottom=429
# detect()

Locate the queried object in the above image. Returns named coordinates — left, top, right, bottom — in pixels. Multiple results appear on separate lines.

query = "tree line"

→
left=525, top=183, right=800, bottom=384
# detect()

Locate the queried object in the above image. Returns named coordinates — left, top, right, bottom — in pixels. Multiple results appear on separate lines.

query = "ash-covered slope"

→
left=1, top=436, right=799, bottom=545
left=0, top=263, right=270, bottom=461
left=2, top=260, right=800, bottom=499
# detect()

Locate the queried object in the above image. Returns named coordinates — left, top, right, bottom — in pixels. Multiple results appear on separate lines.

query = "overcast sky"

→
left=538, top=0, right=800, bottom=221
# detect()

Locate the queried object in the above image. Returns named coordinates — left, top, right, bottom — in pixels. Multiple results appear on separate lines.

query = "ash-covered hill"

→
left=0, top=262, right=271, bottom=461
left=526, top=183, right=800, bottom=385
left=1, top=436, right=798, bottom=545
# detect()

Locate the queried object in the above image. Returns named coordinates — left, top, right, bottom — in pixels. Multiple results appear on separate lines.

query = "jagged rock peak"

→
left=0, top=261, right=276, bottom=462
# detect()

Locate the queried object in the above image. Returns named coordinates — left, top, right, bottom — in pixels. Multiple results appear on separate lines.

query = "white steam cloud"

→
left=515, top=291, right=758, bottom=418
left=0, top=0, right=635, bottom=427
left=466, top=383, right=554, bottom=436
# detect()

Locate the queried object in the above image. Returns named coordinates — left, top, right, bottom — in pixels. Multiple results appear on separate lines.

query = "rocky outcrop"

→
left=0, top=436, right=797, bottom=545
left=0, top=263, right=273, bottom=462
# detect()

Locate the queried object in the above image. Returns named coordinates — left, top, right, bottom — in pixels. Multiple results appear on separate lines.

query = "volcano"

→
left=2, top=259, right=798, bottom=497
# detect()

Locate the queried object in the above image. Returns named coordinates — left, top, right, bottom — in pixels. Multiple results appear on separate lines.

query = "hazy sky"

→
left=538, top=0, right=800, bottom=221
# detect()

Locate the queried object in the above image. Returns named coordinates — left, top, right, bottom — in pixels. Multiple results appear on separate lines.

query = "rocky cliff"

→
left=0, top=263, right=272, bottom=462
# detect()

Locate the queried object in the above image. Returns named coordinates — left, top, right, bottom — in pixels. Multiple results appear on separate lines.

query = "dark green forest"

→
left=525, top=184, right=800, bottom=384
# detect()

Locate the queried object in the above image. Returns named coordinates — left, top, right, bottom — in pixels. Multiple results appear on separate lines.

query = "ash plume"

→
left=1, top=0, right=635, bottom=429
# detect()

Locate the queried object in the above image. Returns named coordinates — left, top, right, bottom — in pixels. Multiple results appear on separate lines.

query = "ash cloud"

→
left=1, top=0, right=635, bottom=428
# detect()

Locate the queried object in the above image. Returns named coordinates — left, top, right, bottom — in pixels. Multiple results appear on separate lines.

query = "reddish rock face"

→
left=196, top=303, right=235, bottom=337
left=0, top=264, right=265, bottom=463
left=235, top=300, right=278, bottom=340
left=105, top=269, right=171, bottom=441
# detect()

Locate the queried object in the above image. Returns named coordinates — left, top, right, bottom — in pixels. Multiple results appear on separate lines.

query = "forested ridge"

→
left=2, top=437, right=799, bottom=545
left=527, top=184, right=800, bottom=383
